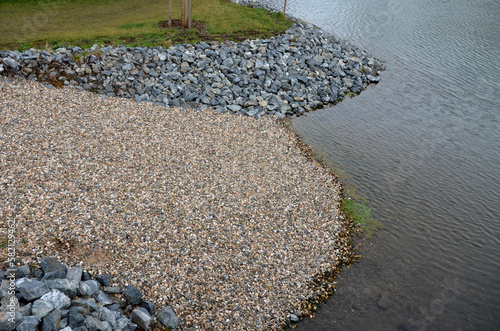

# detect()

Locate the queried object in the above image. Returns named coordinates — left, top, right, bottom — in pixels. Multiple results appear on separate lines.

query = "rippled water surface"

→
left=263, top=0, right=500, bottom=329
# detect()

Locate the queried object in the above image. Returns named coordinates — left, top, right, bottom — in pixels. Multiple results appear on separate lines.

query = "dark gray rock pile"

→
left=0, top=23, right=384, bottom=118
left=0, top=257, right=180, bottom=331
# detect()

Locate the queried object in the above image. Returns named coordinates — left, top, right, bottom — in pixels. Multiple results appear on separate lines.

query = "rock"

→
left=0, top=310, right=22, bottom=331
left=289, top=314, right=300, bottom=322
left=95, top=274, right=111, bottom=286
left=92, top=291, right=113, bottom=306
left=84, top=315, right=108, bottom=331
left=41, top=257, right=67, bottom=275
left=41, top=308, right=61, bottom=331
left=96, top=307, right=116, bottom=329
left=141, top=301, right=155, bottom=316
left=102, top=286, right=121, bottom=295
left=0, top=294, right=19, bottom=312
left=226, top=104, right=242, bottom=112
left=0, top=64, right=3, bottom=73
left=40, top=289, right=71, bottom=310
left=19, top=303, right=32, bottom=316
left=45, top=279, right=78, bottom=298
left=42, top=271, right=66, bottom=281
left=123, top=285, right=142, bottom=305
left=2, top=58, right=19, bottom=69
left=59, top=327, right=71, bottom=331
left=130, top=307, right=151, bottom=331
left=71, top=298, right=98, bottom=312
left=367, top=74, right=380, bottom=82
left=115, top=317, right=137, bottom=331
left=79, top=280, right=101, bottom=296
left=158, top=306, right=179, bottom=330
left=16, top=279, right=51, bottom=301
left=378, top=290, right=393, bottom=310
left=17, top=315, right=41, bottom=331
left=68, top=311, right=85, bottom=329
left=66, top=268, right=83, bottom=283
left=32, top=299, right=54, bottom=318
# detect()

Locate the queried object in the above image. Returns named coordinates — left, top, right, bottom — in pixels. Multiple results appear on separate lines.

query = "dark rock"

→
left=2, top=58, right=20, bottom=70
left=84, top=315, right=108, bottom=331
left=41, top=257, right=67, bottom=275
left=17, top=315, right=41, bottom=331
left=16, top=279, right=51, bottom=301
left=41, top=308, right=61, bottom=331
left=130, top=307, right=151, bottom=331
left=66, top=268, right=83, bottom=283
left=19, top=302, right=32, bottom=316
left=82, top=272, right=92, bottom=281
left=141, top=300, right=155, bottom=316
left=71, top=298, right=98, bottom=312
left=42, top=271, right=66, bottom=281
left=68, top=311, right=85, bottom=329
left=96, top=307, right=116, bottom=329
left=102, top=286, right=122, bottom=295
left=123, top=285, right=142, bottom=305
left=158, top=306, right=180, bottom=330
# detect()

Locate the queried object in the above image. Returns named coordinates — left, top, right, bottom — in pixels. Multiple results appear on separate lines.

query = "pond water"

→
left=263, top=0, right=500, bottom=329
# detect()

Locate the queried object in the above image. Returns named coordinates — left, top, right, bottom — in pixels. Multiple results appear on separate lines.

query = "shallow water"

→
left=262, top=0, right=500, bottom=329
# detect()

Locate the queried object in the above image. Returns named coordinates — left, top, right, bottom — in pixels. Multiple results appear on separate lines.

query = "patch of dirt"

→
left=158, top=19, right=206, bottom=30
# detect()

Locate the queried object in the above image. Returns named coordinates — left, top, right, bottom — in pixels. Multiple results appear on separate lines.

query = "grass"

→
left=0, top=0, right=292, bottom=50
left=340, top=198, right=383, bottom=239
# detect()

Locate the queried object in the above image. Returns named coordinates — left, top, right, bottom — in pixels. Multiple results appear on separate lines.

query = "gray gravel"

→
left=0, top=78, right=351, bottom=329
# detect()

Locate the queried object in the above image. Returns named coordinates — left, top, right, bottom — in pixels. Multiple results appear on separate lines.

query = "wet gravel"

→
left=0, top=78, right=352, bottom=330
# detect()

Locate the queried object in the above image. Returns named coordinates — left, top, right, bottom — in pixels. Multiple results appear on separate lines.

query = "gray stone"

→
left=130, top=307, right=151, bottom=331
left=0, top=310, right=22, bottom=331
left=96, top=307, right=116, bottom=329
left=32, top=299, right=54, bottom=318
left=59, top=327, right=71, bottom=331
left=158, top=306, right=179, bottom=330
left=367, top=74, right=380, bottom=82
left=92, top=291, right=113, bottom=306
left=19, top=302, right=32, bottom=316
left=289, top=313, right=300, bottom=322
left=17, top=265, right=31, bottom=278
left=66, top=268, right=83, bottom=283
left=42, top=271, right=66, bottom=281
left=84, top=315, right=108, bottom=331
left=226, top=104, right=242, bottom=112
left=123, top=285, right=142, bottom=305
left=17, top=315, right=41, bottom=331
left=0, top=294, right=19, bottom=312
left=79, top=280, right=100, bottom=296
left=40, top=289, right=71, bottom=310
left=71, top=298, right=98, bottom=312
left=0, top=64, right=3, bottom=73
left=102, top=286, right=121, bottom=295
left=16, top=278, right=51, bottom=301
left=41, top=257, right=67, bottom=275
left=68, top=311, right=85, bottom=328
left=41, top=308, right=62, bottom=331
left=115, top=317, right=136, bottom=331
left=378, top=290, right=394, bottom=310
left=2, top=58, right=19, bottom=70
left=141, top=301, right=155, bottom=316
left=45, top=279, right=78, bottom=298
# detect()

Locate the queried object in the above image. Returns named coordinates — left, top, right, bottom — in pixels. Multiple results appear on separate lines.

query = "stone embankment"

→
left=0, top=257, right=180, bottom=331
left=0, top=24, right=384, bottom=118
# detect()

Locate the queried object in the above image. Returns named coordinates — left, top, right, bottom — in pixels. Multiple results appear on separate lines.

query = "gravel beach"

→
left=0, top=78, right=352, bottom=329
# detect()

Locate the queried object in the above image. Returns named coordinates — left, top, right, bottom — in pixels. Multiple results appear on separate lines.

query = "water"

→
left=263, top=0, right=500, bottom=329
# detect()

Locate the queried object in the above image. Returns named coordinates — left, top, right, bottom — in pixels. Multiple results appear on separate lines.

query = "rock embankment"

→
left=0, top=23, right=384, bottom=118
left=0, top=257, right=180, bottom=331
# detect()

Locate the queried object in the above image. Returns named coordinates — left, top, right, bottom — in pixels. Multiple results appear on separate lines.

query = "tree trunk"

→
left=188, top=0, right=192, bottom=28
left=168, top=0, right=172, bottom=27
left=181, top=0, right=186, bottom=26
left=283, top=0, right=287, bottom=14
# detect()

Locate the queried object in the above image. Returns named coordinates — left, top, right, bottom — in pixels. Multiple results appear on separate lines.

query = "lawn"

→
left=0, top=0, right=291, bottom=50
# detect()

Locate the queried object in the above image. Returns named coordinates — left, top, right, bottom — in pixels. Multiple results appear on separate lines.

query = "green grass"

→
left=0, top=0, right=291, bottom=50
left=340, top=198, right=383, bottom=239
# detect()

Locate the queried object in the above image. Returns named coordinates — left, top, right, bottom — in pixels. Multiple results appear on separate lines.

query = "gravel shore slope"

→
left=0, top=78, right=352, bottom=329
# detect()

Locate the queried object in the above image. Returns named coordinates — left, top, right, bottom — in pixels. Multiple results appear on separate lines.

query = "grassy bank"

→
left=0, top=0, right=291, bottom=50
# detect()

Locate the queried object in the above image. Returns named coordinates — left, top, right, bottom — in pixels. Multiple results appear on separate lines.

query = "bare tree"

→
left=168, top=0, right=172, bottom=27
left=188, top=0, right=192, bottom=28
left=181, top=0, right=187, bottom=27
left=283, top=0, right=287, bottom=14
